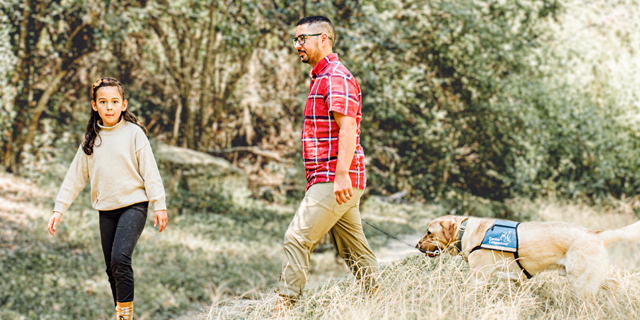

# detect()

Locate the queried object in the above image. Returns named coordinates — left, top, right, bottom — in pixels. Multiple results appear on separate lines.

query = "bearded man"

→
left=275, top=15, right=379, bottom=307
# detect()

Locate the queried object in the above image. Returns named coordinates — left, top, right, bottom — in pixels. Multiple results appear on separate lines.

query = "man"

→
left=275, top=15, right=379, bottom=306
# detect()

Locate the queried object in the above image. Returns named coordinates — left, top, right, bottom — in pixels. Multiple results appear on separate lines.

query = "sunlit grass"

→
left=201, top=198, right=640, bottom=320
left=209, top=253, right=640, bottom=320
left=5, top=169, right=640, bottom=320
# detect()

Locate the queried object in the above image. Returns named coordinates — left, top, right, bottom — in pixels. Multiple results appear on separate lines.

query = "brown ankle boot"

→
left=272, top=296, right=295, bottom=317
left=116, top=301, right=133, bottom=320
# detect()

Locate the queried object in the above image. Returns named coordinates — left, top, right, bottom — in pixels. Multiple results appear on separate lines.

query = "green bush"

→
left=336, top=0, right=561, bottom=202
left=321, top=0, right=640, bottom=205
left=168, top=187, right=234, bottom=216
left=502, top=76, right=640, bottom=200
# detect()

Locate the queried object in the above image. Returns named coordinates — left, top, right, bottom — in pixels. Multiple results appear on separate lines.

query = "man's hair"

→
left=296, top=16, right=335, bottom=44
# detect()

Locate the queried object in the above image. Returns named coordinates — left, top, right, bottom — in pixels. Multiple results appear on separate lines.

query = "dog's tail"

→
left=597, top=220, right=640, bottom=246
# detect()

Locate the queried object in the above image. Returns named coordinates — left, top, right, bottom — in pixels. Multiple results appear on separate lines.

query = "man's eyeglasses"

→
left=291, top=33, right=333, bottom=46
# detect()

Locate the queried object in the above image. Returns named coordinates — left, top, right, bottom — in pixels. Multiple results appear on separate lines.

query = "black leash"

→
left=361, top=218, right=421, bottom=251
left=362, top=219, right=451, bottom=256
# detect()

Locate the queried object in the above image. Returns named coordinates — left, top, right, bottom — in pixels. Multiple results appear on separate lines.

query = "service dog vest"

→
left=470, top=220, right=533, bottom=279
left=481, top=220, right=519, bottom=252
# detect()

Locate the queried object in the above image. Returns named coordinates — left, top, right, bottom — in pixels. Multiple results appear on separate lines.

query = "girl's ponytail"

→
left=83, top=109, right=102, bottom=155
left=82, top=77, right=147, bottom=156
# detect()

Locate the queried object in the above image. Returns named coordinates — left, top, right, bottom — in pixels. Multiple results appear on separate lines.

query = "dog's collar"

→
left=454, top=219, right=469, bottom=253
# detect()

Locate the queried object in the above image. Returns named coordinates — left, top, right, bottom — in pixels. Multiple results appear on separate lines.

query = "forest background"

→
left=1, top=0, right=640, bottom=319
left=2, top=0, right=640, bottom=206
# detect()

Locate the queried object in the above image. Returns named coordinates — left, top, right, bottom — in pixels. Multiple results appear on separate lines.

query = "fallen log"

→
left=208, top=146, right=283, bottom=162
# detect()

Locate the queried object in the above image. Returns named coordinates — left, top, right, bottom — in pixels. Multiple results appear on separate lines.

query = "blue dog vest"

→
left=480, top=220, right=519, bottom=252
left=470, top=220, right=532, bottom=279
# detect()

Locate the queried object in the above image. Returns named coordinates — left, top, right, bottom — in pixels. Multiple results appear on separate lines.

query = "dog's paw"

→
left=601, top=278, right=620, bottom=292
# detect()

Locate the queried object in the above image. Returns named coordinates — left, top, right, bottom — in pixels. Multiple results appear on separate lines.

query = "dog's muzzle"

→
left=416, top=244, right=442, bottom=257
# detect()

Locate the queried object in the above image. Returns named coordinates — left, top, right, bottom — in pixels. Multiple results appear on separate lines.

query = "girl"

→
left=47, top=77, right=168, bottom=320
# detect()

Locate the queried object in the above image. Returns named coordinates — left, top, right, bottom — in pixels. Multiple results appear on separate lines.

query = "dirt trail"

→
left=376, top=233, right=423, bottom=265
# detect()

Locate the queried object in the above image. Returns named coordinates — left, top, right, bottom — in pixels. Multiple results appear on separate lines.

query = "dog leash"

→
left=362, top=218, right=461, bottom=256
left=361, top=218, right=423, bottom=251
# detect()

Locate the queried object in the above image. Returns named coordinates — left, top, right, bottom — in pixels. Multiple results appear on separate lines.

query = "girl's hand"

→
left=154, top=210, right=168, bottom=233
left=47, top=211, right=63, bottom=236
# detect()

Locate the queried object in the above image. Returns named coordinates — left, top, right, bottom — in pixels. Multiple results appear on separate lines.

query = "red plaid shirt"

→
left=302, top=53, right=366, bottom=190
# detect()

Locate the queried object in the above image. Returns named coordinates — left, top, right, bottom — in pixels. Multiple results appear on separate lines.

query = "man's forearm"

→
left=336, top=122, right=357, bottom=176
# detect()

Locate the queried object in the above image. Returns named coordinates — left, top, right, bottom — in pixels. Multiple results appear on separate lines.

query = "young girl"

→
left=47, top=77, right=168, bottom=320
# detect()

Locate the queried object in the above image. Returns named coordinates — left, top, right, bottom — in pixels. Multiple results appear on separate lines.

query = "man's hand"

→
left=334, top=173, right=353, bottom=204
left=154, top=210, right=168, bottom=233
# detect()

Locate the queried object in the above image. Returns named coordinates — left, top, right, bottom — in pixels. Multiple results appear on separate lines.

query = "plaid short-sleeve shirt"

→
left=302, top=53, right=366, bottom=191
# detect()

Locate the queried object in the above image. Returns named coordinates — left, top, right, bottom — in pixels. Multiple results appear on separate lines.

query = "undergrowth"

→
left=232, top=254, right=640, bottom=320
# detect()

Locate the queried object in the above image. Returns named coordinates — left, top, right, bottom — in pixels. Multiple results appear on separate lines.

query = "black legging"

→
left=99, top=202, right=147, bottom=306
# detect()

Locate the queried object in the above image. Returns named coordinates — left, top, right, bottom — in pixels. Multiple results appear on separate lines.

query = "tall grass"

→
left=202, top=198, right=640, bottom=320
left=4, top=168, right=640, bottom=320
left=239, top=254, right=640, bottom=320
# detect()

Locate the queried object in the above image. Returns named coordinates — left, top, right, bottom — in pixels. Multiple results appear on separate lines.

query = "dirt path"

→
left=376, top=233, right=423, bottom=265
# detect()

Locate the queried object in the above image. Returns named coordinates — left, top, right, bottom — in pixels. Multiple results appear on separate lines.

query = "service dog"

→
left=416, top=215, right=640, bottom=299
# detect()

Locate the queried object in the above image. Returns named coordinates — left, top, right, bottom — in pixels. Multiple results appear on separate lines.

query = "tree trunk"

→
left=211, top=52, right=252, bottom=126
left=3, top=0, right=41, bottom=172
left=185, top=96, right=196, bottom=149
left=171, top=94, right=182, bottom=146
left=21, top=70, right=69, bottom=152
left=197, top=4, right=218, bottom=152
left=185, top=23, right=204, bottom=150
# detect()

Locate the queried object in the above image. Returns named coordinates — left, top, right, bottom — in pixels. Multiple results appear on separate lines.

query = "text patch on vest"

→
left=480, top=220, right=519, bottom=253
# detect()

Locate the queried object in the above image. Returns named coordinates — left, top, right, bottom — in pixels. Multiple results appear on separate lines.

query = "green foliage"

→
left=168, top=187, right=234, bottom=216
left=316, top=0, right=640, bottom=204
left=334, top=0, right=560, bottom=201
left=501, top=76, right=640, bottom=200
left=2, top=0, right=639, bottom=205
left=0, top=0, right=144, bottom=172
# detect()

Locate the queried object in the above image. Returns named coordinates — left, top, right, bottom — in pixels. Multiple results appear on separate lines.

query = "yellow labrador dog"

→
left=416, top=215, right=640, bottom=299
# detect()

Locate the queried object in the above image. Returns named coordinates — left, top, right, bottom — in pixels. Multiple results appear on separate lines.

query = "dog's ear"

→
left=439, top=220, right=456, bottom=242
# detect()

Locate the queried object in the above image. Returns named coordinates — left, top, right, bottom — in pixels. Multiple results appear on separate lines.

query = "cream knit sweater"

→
left=53, top=119, right=166, bottom=213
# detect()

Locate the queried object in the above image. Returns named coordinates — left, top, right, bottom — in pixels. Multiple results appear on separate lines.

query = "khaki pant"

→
left=276, top=182, right=379, bottom=298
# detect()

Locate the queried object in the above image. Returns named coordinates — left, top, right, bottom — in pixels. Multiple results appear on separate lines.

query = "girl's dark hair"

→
left=82, top=77, right=147, bottom=155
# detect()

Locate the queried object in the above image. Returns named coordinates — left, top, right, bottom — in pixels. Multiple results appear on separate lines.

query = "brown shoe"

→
left=271, top=296, right=295, bottom=318
left=116, top=301, right=133, bottom=320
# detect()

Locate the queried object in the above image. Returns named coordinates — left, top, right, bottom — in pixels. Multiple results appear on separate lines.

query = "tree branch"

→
left=148, top=19, right=183, bottom=86
left=208, top=146, right=284, bottom=162
left=63, top=22, right=87, bottom=52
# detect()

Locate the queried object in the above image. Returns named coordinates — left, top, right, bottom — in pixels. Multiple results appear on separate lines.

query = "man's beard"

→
left=299, top=43, right=319, bottom=64
left=298, top=49, right=310, bottom=63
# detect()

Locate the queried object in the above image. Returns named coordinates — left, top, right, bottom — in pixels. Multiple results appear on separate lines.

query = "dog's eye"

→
left=427, top=231, right=432, bottom=236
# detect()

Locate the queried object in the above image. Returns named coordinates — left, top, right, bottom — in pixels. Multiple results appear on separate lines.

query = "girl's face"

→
left=91, top=86, right=127, bottom=127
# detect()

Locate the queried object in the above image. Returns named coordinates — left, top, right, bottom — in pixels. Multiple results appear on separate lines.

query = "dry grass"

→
left=3, top=166, right=640, bottom=320
left=201, top=199, right=640, bottom=320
